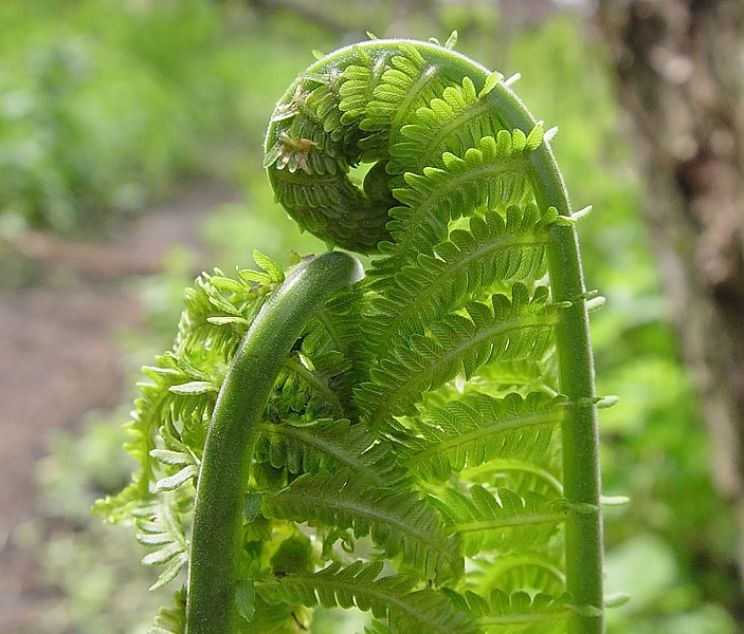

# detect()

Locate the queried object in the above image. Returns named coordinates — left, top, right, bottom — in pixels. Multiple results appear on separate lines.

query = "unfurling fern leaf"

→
left=396, top=391, right=564, bottom=482
left=432, top=485, right=566, bottom=557
left=262, top=469, right=463, bottom=581
left=256, top=561, right=477, bottom=634
left=357, top=284, right=558, bottom=425
left=99, top=36, right=609, bottom=634
left=458, top=589, right=571, bottom=634
left=254, top=418, right=405, bottom=486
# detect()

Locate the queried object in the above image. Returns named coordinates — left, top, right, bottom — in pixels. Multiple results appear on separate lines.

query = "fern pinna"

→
left=96, top=36, right=610, bottom=634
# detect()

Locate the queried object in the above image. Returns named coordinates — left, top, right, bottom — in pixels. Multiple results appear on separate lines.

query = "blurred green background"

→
left=0, top=1, right=740, bottom=632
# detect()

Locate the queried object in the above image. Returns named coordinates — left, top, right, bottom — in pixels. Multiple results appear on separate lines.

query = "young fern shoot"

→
left=96, top=37, right=608, bottom=634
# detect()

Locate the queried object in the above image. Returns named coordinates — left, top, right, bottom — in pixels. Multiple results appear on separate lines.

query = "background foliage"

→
left=2, top=1, right=739, bottom=632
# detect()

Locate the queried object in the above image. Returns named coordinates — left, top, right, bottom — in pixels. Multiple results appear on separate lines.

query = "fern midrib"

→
left=412, top=98, right=492, bottom=171
left=359, top=54, right=390, bottom=110
left=283, top=357, right=344, bottom=418
left=454, top=510, right=566, bottom=533
left=269, top=487, right=457, bottom=568
left=404, top=411, right=561, bottom=469
left=376, top=234, right=548, bottom=348
left=367, top=314, right=556, bottom=426
left=256, top=421, right=385, bottom=486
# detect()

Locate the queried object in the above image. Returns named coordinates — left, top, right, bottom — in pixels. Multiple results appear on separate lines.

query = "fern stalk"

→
left=487, top=81, right=604, bottom=632
left=540, top=163, right=604, bottom=634
left=185, top=252, right=362, bottom=634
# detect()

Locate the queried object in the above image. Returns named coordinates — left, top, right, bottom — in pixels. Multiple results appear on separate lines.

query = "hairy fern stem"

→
left=185, top=252, right=362, bottom=633
left=490, top=79, right=604, bottom=634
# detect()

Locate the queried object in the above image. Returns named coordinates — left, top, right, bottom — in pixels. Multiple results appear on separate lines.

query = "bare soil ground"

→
left=0, top=183, right=239, bottom=632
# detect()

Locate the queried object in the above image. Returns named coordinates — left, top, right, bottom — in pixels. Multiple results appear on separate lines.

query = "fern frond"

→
left=467, top=589, right=570, bottom=633
left=133, top=497, right=189, bottom=591
left=431, top=486, right=566, bottom=558
left=374, top=132, right=537, bottom=272
left=92, top=354, right=193, bottom=521
left=94, top=260, right=283, bottom=521
left=362, top=44, right=449, bottom=145
left=310, top=286, right=363, bottom=354
left=262, top=470, right=462, bottom=581
left=338, top=52, right=390, bottom=158
left=388, top=75, right=511, bottom=174
left=269, top=352, right=348, bottom=420
left=460, top=459, right=563, bottom=499
left=176, top=261, right=281, bottom=360
left=395, top=391, right=563, bottom=482
left=256, top=561, right=478, bottom=634
left=103, top=36, right=609, bottom=632
left=469, top=358, right=557, bottom=395
left=254, top=418, right=406, bottom=487
left=365, top=204, right=553, bottom=354
left=356, top=284, right=557, bottom=425
left=471, top=550, right=566, bottom=598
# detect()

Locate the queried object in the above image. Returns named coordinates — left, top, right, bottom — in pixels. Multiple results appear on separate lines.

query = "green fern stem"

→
left=488, top=79, right=604, bottom=633
left=266, top=40, right=604, bottom=632
left=185, top=251, right=363, bottom=634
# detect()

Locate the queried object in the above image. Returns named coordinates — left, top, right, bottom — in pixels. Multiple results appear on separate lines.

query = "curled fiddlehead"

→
left=98, top=37, right=607, bottom=634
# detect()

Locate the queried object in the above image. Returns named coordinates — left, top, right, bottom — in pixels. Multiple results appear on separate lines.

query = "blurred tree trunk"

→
left=597, top=0, right=744, bottom=586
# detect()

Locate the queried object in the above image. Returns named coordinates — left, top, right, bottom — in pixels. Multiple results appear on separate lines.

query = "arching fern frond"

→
left=262, top=470, right=462, bottom=582
left=256, top=561, right=478, bottom=634
left=254, top=418, right=406, bottom=487
left=357, top=284, right=557, bottom=424
left=432, top=486, right=566, bottom=558
left=364, top=204, right=554, bottom=354
left=94, top=256, right=284, bottom=522
left=458, top=589, right=570, bottom=634
left=395, top=391, right=563, bottom=482
left=133, top=497, right=190, bottom=591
